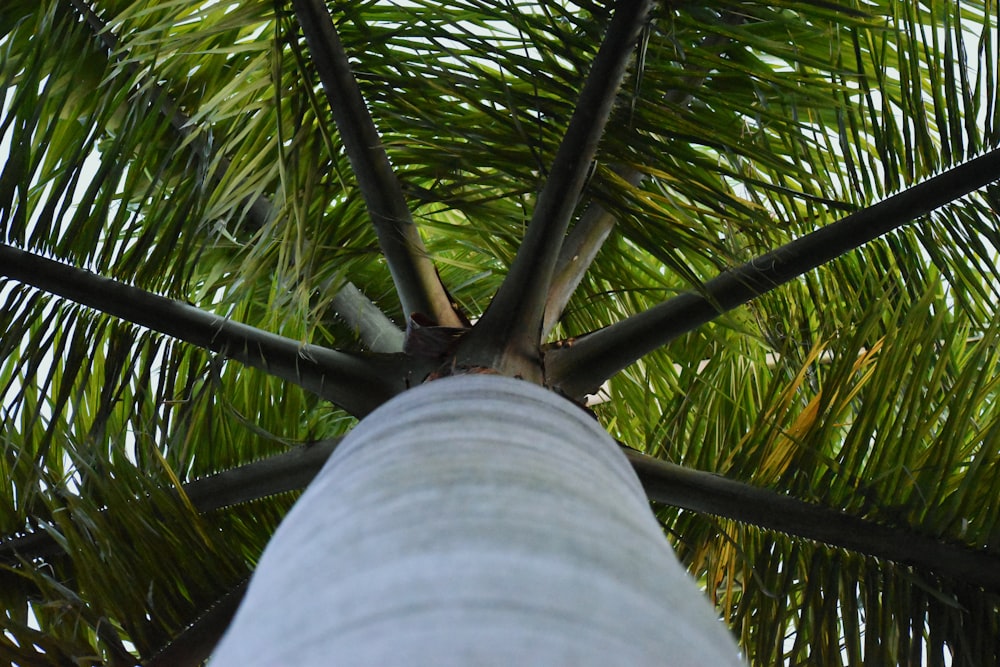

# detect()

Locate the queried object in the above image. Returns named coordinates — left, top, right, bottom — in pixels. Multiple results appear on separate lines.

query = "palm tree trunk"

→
left=211, top=375, right=742, bottom=665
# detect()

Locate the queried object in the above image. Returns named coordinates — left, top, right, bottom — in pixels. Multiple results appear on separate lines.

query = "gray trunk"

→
left=211, top=375, right=743, bottom=665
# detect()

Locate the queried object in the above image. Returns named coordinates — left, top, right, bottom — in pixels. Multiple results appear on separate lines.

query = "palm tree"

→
left=2, top=0, right=999, bottom=663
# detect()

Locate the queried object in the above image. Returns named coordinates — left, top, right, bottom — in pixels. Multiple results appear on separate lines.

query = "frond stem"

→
left=331, top=282, right=405, bottom=352
left=291, top=0, right=461, bottom=326
left=0, top=439, right=341, bottom=564
left=546, top=147, right=1000, bottom=397
left=628, top=449, right=1000, bottom=591
left=0, top=244, right=406, bottom=416
left=542, top=167, right=643, bottom=339
left=541, top=24, right=741, bottom=340
left=456, top=0, right=653, bottom=375
left=145, top=579, right=250, bottom=667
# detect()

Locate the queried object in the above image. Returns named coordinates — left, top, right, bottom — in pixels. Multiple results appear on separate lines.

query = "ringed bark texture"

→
left=211, top=375, right=743, bottom=665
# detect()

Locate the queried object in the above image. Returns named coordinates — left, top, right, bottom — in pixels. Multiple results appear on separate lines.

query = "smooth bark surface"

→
left=211, top=375, right=743, bottom=665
